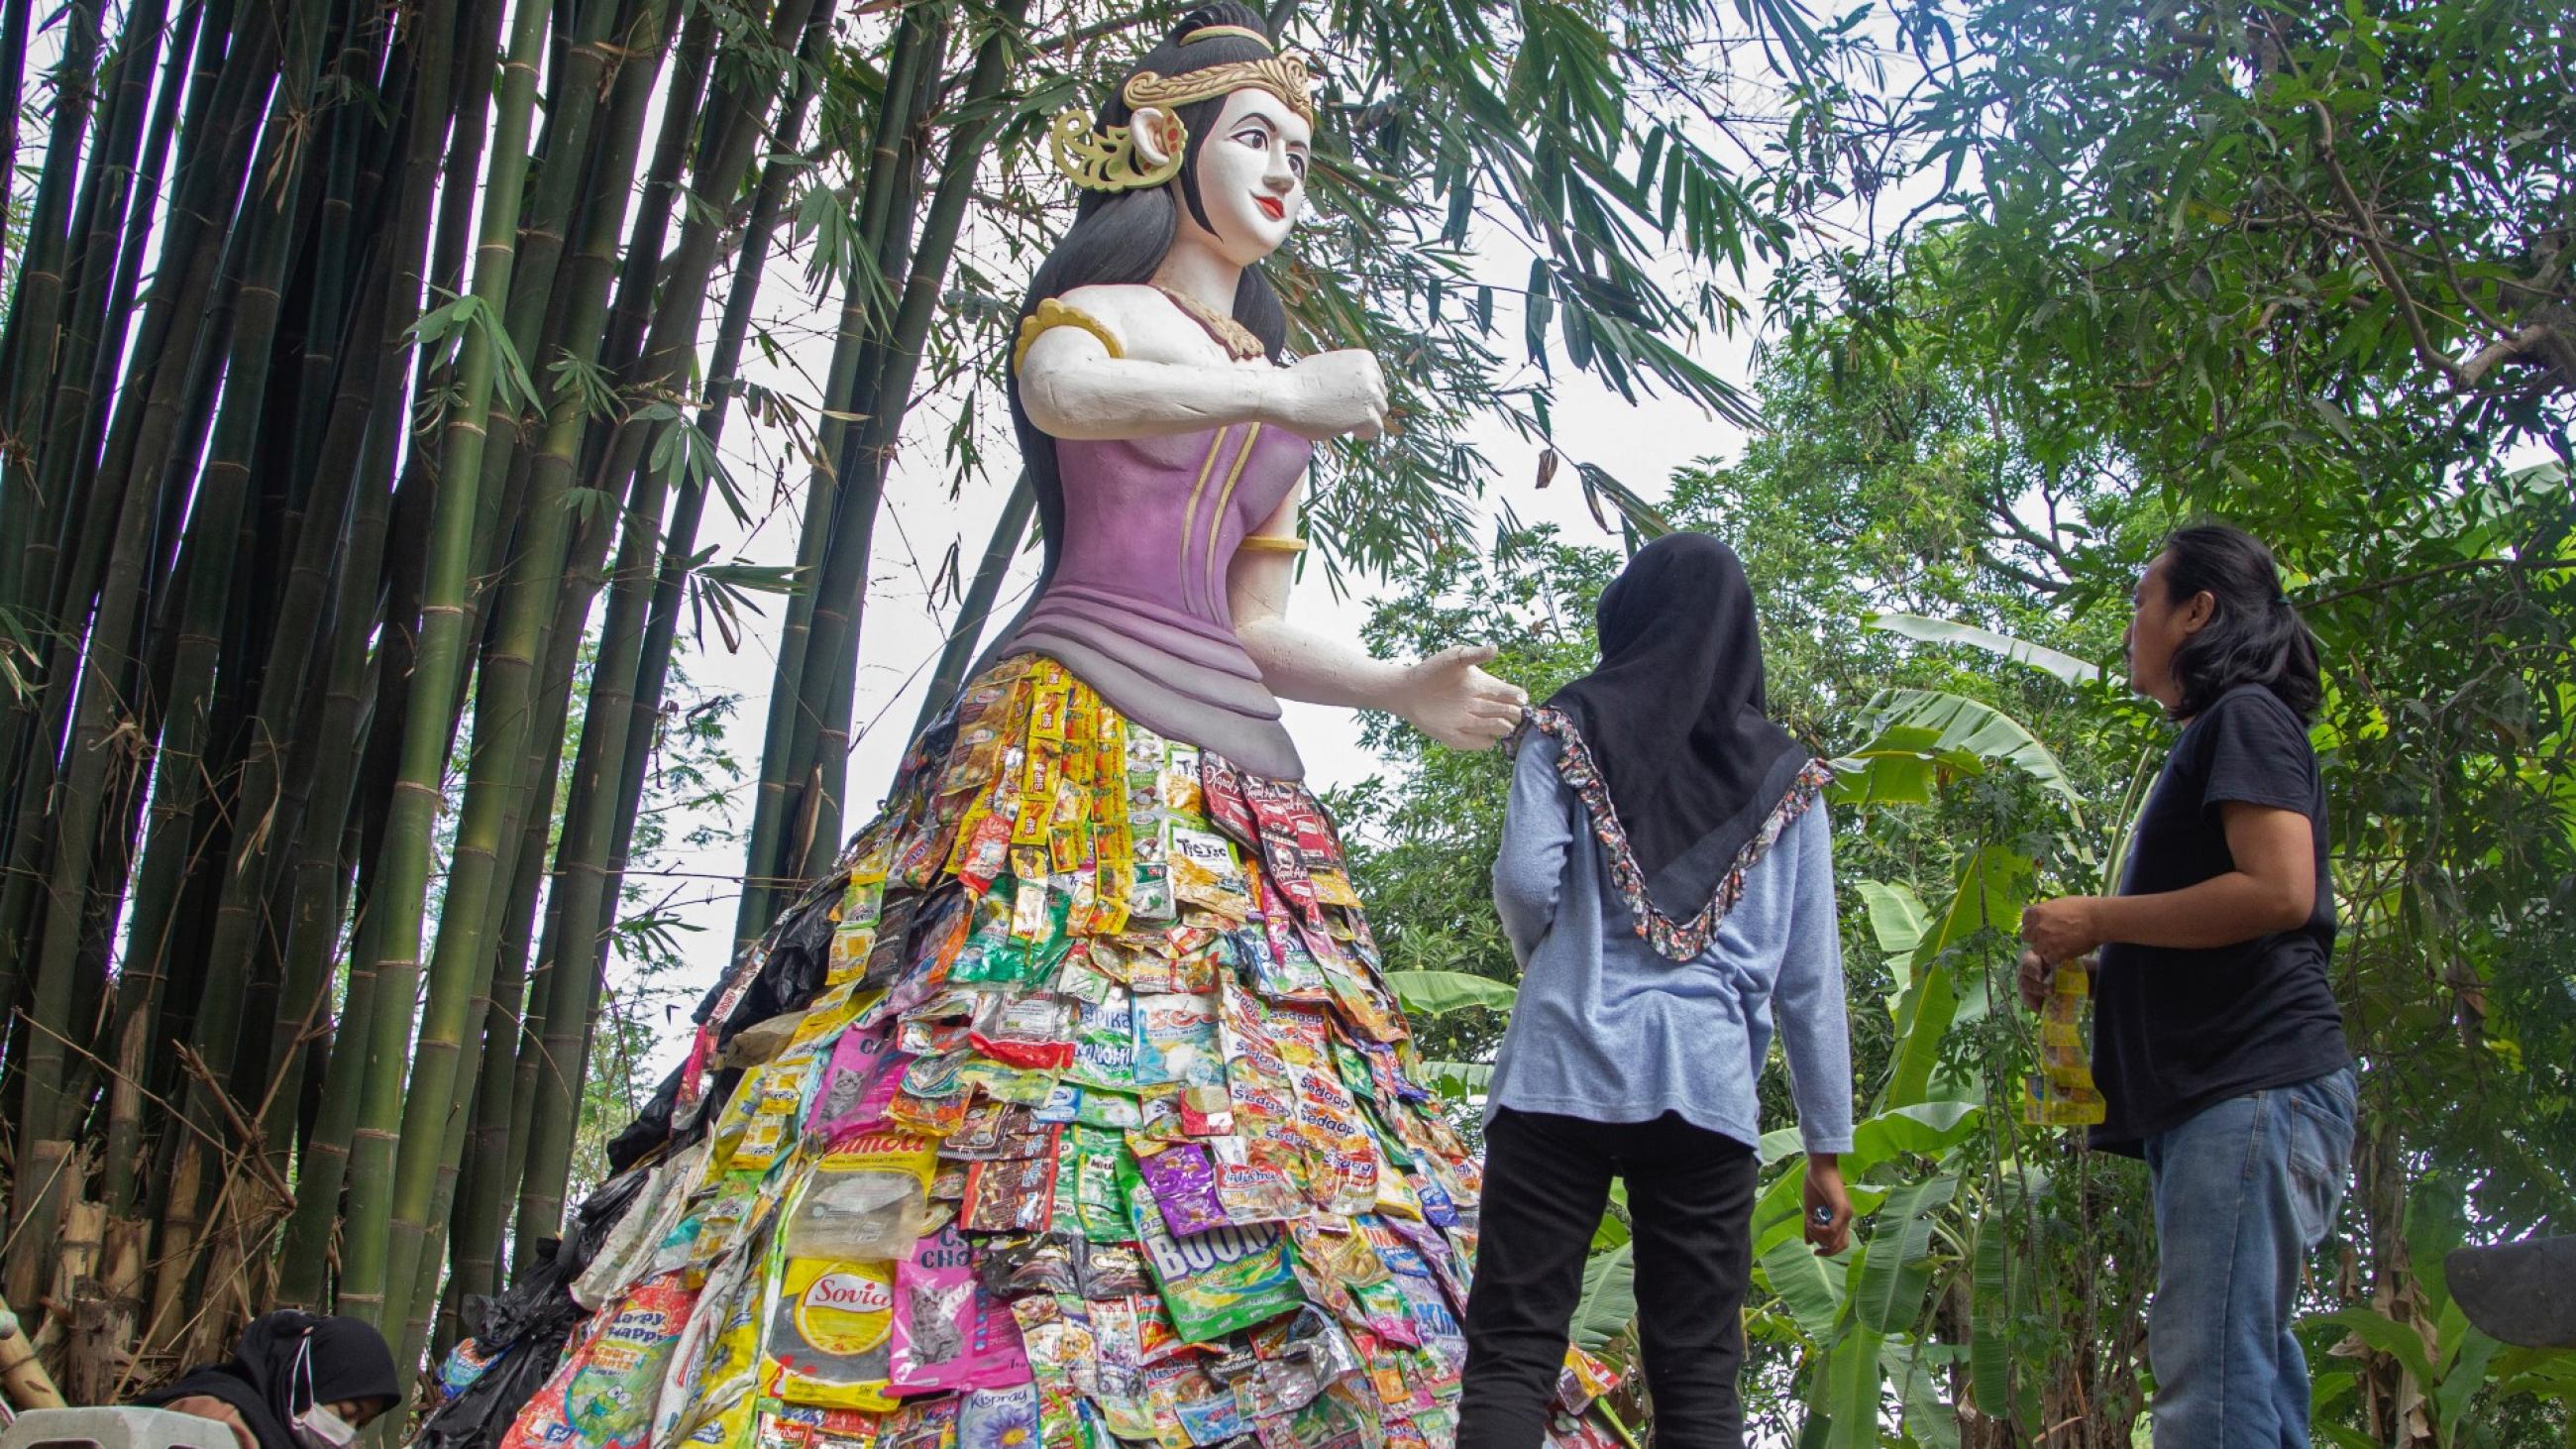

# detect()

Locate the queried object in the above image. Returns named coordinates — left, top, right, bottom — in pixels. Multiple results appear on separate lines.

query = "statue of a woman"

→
left=479, top=12, right=1603, bottom=1449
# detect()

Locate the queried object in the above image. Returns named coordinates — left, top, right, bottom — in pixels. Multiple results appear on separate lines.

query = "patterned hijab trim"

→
left=1518, top=706, right=1833, bottom=961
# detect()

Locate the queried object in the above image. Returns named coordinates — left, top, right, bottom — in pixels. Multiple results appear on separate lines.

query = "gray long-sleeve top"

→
left=1485, top=730, right=1856, bottom=1154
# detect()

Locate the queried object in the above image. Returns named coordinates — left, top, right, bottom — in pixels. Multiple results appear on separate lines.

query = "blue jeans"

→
left=2143, top=1067, right=2357, bottom=1448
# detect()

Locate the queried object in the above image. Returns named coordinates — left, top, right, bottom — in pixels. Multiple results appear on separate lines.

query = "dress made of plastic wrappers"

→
left=426, top=446, right=1627, bottom=1449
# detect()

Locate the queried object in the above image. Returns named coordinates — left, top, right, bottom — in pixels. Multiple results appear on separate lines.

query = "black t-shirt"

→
left=2089, top=684, right=2351, bottom=1156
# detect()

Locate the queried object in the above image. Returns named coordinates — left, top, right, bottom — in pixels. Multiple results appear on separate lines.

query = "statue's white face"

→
left=1172, top=88, right=1310, bottom=266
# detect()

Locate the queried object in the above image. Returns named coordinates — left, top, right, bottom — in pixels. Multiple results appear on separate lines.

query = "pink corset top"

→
left=998, top=420, right=1314, bottom=779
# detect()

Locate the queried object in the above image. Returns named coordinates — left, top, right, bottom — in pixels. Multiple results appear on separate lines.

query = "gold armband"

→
left=1014, top=299, right=1125, bottom=373
left=1237, top=534, right=1308, bottom=555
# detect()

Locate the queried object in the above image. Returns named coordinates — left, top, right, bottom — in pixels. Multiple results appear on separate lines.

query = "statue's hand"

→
left=1396, top=644, right=1528, bottom=751
left=1266, top=349, right=1389, bottom=441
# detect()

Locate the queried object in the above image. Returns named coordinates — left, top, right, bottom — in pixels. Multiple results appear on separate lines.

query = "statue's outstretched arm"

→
left=1229, top=484, right=1525, bottom=751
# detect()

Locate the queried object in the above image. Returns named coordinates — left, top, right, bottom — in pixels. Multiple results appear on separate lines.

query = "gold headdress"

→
left=1048, top=33, right=1316, bottom=194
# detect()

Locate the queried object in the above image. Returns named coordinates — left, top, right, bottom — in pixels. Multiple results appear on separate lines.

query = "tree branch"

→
left=2304, top=555, right=2576, bottom=611
left=2308, top=100, right=2467, bottom=389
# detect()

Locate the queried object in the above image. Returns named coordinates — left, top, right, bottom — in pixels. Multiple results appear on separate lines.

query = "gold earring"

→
left=1048, top=108, right=1186, bottom=193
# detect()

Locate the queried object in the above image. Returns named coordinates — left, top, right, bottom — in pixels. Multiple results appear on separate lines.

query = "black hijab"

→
left=1541, top=532, right=1815, bottom=934
left=142, top=1311, right=400, bottom=1449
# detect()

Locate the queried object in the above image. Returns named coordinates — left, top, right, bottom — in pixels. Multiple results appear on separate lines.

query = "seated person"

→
left=139, top=1312, right=398, bottom=1449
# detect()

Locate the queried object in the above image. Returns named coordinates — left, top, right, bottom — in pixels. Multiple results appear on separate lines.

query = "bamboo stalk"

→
left=337, top=0, right=551, bottom=1336
left=0, top=8, right=255, bottom=986
left=0, top=1, right=104, bottom=519
left=19, top=0, right=174, bottom=639
left=380, top=0, right=677, bottom=1336
left=732, top=1, right=943, bottom=949
left=513, top=0, right=831, bottom=1259
left=794, top=0, right=1026, bottom=877
left=264, top=12, right=460, bottom=1302
left=0, top=0, right=32, bottom=288
left=9, top=8, right=281, bottom=1185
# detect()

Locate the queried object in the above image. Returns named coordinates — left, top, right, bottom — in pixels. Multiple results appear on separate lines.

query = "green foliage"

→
left=1354, top=236, right=2576, bottom=1434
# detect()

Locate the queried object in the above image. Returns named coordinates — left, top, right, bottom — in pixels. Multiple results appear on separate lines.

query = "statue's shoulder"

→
left=1054, top=282, right=1171, bottom=337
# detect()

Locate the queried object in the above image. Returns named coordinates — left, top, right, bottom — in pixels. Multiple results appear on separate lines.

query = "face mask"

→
left=288, top=1336, right=361, bottom=1449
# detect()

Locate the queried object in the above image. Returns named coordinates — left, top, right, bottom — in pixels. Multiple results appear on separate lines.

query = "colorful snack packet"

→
left=963, top=1152, right=1059, bottom=1235
left=1132, top=992, right=1225, bottom=1101
left=1196, top=754, right=1258, bottom=848
left=1132, top=1141, right=1228, bottom=1238
left=1552, top=1349, right=1621, bottom=1415
left=1122, top=1159, right=1304, bottom=1343
left=969, top=991, right=1079, bottom=1071
left=1141, top=1361, right=1248, bottom=1449
left=1208, top=1134, right=1305, bottom=1226
left=879, top=1395, right=962, bottom=1449
left=1166, top=827, right=1252, bottom=920
left=1155, top=742, right=1204, bottom=818
left=1073, top=1240, right=1152, bottom=1299
left=1068, top=989, right=1137, bottom=1091
left=564, top=1272, right=698, bottom=1449
left=1251, top=887, right=1330, bottom=1002
left=890, top=1217, right=1032, bottom=1395
left=1082, top=1293, right=1160, bottom=1443
left=974, top=1233, right=1078, bottom=1300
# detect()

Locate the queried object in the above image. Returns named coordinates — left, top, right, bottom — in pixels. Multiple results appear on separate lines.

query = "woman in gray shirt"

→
left=1457, top=532, right=1856, bottom=1449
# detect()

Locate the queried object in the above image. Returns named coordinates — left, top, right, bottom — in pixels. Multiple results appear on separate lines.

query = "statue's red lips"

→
left=1254, top=195, right=1285, bottom=221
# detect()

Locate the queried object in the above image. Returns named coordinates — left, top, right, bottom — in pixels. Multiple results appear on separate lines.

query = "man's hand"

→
left=2016, top=948, right=2053, bottom=1013
left=2020, top=895, right=2104, bottom=967
left=1803, top=1154, right=1853, bottom=1256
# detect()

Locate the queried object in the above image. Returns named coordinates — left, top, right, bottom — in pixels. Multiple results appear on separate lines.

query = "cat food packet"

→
left=783, top=1129, right=936, bottom=1262
left=890, top=1217, right=1032, bottom=1395
left=1132, top=1141, right=1227, bottom=1237
left=767, top=1255, right=900, bottom=1411
left=1122, top=1159, right=1304, bottom=1343
left=810, top=1026, right=910, bottom=1142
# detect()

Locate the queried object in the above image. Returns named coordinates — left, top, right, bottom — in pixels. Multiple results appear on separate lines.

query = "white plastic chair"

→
left=0, top=1407, right=241, bottom=1449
